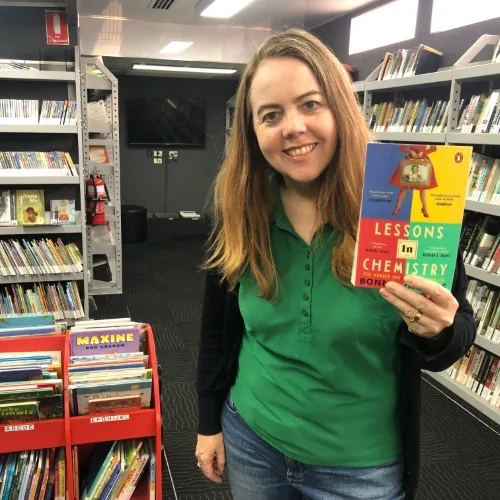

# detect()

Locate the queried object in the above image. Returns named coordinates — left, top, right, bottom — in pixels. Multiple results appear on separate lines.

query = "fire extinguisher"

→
left=86, top=175, right=110, bottom=226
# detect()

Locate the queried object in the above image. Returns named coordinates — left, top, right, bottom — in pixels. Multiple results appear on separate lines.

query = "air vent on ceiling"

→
left=149, top=0, right=176, bottom=9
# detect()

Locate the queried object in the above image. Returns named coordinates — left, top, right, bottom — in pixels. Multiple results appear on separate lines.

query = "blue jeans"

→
left=221, top=395, right=405, bottom=500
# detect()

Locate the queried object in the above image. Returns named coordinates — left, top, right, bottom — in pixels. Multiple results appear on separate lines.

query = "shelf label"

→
left=90, top=414, right=130, bottom=424
left=4, top=424, right=35, bottom=432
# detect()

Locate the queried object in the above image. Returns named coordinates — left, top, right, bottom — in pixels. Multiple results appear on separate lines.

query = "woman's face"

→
left=249, top=56, right=337, bottom=190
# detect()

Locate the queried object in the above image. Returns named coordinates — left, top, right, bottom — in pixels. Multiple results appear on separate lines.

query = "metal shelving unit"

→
left=79, top=52, right=122, bottom=297
left=358, top=35, right=500, bottom=422
left=425, top=371, right=500, bottom=425
left=0, top=56, right=89, bottom=319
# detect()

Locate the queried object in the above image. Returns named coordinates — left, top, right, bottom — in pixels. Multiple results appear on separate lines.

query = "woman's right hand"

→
left=195, top=433, right=226, bottom=483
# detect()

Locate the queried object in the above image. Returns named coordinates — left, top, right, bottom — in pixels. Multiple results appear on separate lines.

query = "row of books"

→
left=444, top=346, right=500, bottom=409
left=376, top=44, right=442, bottom=81
left=0, top=282, right=84, bottom=320
left=0, top=349, right=63, bottom=424
left=0, top=190, right=76, bottom=226
left=0, top=447, right=65, bottom=500
left=460, top=213, right=500, bottom=274
left=467, top=152, right=500, bottom=204
left=455, top=92, right=500, bottom=135
left=0, top=100, right=77, bottom=126
left=78, top=438, right=156, bottom=500
left=0, top=238, right=83, bottom=277
left=369, top=98, right=449, bottom=134
left=0, top=151, right=77, bottom=176
left=469, top=280, right=500, bottom=345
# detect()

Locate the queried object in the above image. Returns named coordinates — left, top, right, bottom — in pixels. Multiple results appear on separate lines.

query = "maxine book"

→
left=352, top=142, right=472, bottom=289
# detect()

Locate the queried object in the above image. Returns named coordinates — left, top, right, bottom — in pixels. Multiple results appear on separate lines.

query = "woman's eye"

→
left=304, top=101, right=319, bottom=111
left=263, top=112, right=280, bottom=123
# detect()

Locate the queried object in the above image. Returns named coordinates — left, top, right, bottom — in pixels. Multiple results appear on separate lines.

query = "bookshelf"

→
left=0, top=56, right=89, bottom=319
left=0, top=324, right=163, bottom=498
left=357, top=35, right=500, bottom=422
left=425, top=371, right=500, bottom=425
left=79, top=51, right=123, bottom=298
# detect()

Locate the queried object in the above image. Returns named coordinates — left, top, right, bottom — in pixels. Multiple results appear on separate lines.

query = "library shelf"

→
left=92, top=242, right=116, bottom=255
left=373, top=132, right=446, bottom=143
left=446, top=133, right=500, bottom=146
left=90, top=281, right=120, bottom=296
left=365, top=70, right=453, bottom=92
left=465, top=200, right=500, bottom=217
left=0, top=70, right=76, bottom=82
left=88, top=119, right=112, bottom=134
left=87, top=138, right=115, bottom=147
left=0, top=124, right=78, bottom=134
left=352, top=81, right=364, bottom=93
left=0, top=272, right=84, bottom=285
left=474, top=336, right=500, bottom=358
left=465, top=264, right=500, bottom=288
left=453, top=61, right=500, bottom=81
left=0, top=175, right=80, bottom=185
left=0, top=224, right=82, bottom=235
left=424, top=371, right=500, bottom=426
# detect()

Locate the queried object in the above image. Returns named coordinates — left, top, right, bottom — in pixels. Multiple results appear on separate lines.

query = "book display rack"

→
left=0, top=324, right=163, bottom=498
left=353, top=34, right=500, bottom=425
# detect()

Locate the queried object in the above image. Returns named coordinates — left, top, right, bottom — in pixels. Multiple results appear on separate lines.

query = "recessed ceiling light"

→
left=160, top=41, right=194, bottom=54
left=133, top=64, right=237, bottom=74
left=196, top=0, right=256, bottom=19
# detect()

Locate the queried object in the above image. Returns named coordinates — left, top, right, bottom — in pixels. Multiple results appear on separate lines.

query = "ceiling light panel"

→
left=133, top=64, right=237, bottom=74
left=197, top=0, right=256, bottom=19
left=160, top=41, right=194, bottom=54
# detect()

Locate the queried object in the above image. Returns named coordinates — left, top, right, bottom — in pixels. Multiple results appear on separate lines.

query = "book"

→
left=50, top=199, right=76, bottom=225
left=0, top=190, right=16, bottom=225
left=15, top=189, right=45, bottom=225
left=352, top=143, right=472, bottom=289
left=69, top=325, right=142, bottom=356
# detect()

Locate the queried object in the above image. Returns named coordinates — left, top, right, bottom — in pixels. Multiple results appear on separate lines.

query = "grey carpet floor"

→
left=91, top=220, right=500, bottom=500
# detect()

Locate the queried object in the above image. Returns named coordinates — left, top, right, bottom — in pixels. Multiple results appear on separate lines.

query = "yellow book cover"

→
left=16, top=189, right=45, bottom=225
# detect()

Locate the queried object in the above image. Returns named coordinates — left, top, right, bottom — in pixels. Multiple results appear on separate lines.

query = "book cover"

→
left=49, top=199, right=76, bottom=225
left=352, top=143, right=472, bottom=289
left=69, top=326, right=141, bottom=356
left=0, top=401, right=39, bottom=423
left=15, top=189, right=45, bottom=225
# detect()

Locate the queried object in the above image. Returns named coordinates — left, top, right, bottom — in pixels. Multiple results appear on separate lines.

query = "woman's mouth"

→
left=284, top=143, right=317, bottom=157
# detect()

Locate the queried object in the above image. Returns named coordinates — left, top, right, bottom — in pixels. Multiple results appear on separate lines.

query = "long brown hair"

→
left=204, top=28, right=373, bottom=298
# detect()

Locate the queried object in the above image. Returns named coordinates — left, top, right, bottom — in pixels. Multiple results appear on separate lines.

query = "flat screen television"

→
left=126, top=98, right=206, bottom=147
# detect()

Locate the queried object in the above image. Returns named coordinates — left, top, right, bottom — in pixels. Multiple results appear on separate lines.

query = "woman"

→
left=196, top=28, right=475, bottom=500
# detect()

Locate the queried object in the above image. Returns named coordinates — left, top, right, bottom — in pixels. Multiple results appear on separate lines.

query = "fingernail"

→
left=404, top=276, right=415, bottom=285
left=379, top=289, right=389, bottom=298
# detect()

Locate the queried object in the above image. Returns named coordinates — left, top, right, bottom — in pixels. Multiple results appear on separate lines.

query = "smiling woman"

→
left=195, top=27, right=475, bottom=500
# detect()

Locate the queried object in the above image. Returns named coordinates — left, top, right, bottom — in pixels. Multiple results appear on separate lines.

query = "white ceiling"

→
left=78, top=0, right=380, bottom=76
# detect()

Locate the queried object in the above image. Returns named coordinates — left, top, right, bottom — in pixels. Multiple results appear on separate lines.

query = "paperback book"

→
left=15, top=189, right=45, bottom=225
left=352, top=142, right=472, bottom=289
left=50, top=199, right=76, bottom=225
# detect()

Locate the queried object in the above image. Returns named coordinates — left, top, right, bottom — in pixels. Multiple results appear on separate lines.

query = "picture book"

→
left=0, top=190, right=16, bottom=225
left=50, top=199, right=76, bottom=225
left=15, top=189, right=45, bottom=225
left=352, top=143, right=472, bottom=289
left=69, top=325, right=142, bottom=356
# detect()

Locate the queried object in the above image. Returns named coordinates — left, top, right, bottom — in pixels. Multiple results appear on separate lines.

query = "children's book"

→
left=352, top=143, right=472, bottom=289
left=15, top=189, right=45, bottom=225
left=69, top=325, right=142, bottom=356
left=49, top=199, right=75, bottom=225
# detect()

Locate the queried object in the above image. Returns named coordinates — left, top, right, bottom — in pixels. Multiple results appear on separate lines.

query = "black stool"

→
left=121, top=205, right=147, bottom=243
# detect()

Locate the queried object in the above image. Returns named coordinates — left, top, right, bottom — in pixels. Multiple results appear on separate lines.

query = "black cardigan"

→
left=196, top=252, right=476, bottom=499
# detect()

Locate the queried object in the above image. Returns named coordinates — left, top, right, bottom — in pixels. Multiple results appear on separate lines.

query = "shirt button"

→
left=307, top=251, right=311, bottom=259
left=301, top=309, right=308, bottom=317
left=305, top=264, right=311, bottom=271
left=304, top=279, right=311, bottom=286
left=303, top=293, right=309, bottom=300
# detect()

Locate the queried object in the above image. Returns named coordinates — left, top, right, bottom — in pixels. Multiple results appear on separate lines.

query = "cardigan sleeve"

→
left=196, top=270, right=230, bottom=435
left=399, top=251, right=476, bottom=372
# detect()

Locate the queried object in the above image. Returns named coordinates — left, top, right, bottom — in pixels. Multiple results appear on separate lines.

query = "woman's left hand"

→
left=379, top=275, right=459, bottom=338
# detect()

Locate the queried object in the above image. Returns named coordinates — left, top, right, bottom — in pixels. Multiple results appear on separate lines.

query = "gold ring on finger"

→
left=409, top=311, right=422, bottom=323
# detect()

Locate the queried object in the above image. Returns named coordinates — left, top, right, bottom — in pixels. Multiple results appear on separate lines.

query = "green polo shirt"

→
left=231, top=179, right=403, bottom=467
